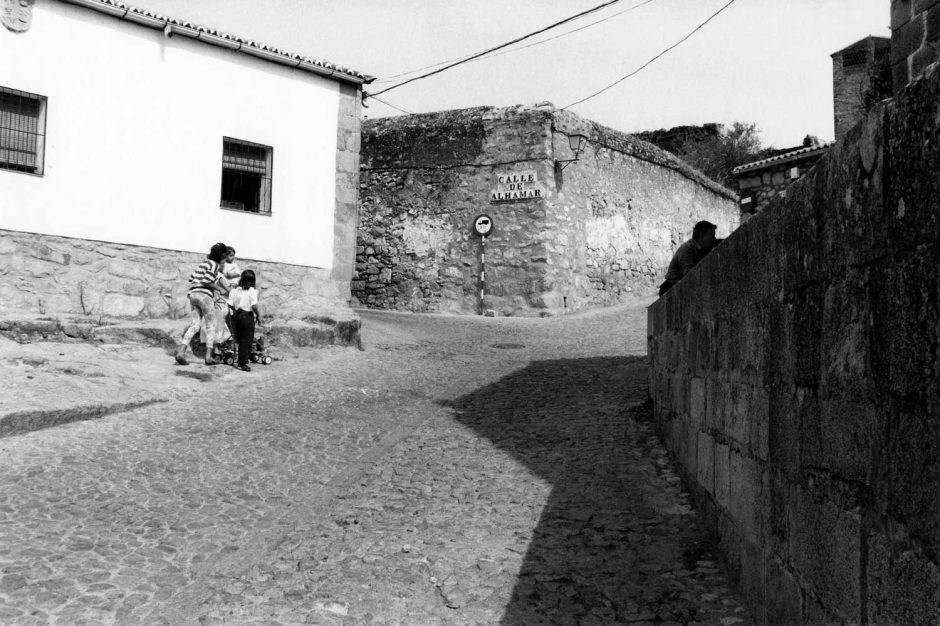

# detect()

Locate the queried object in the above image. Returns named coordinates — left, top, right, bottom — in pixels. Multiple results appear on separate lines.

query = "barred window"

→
left=842, top=49, right=868, bottom=68
left=0, top=86, right=47, bottom=176
left=220, top=137, right=273, bottom=214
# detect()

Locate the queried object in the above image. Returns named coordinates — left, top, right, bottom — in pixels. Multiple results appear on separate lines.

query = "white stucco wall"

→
left=0, top=1, right=341, bottom=268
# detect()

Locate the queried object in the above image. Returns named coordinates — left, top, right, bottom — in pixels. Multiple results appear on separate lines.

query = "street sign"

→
left=473, top=214, right=494, bottom=237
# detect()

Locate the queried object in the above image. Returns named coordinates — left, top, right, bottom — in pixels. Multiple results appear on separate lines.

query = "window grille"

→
left=0, top=86, right=47, bottom=176
left=842, top=49, right=868, bottom=68
left=220, top=137, right=273, bottom=214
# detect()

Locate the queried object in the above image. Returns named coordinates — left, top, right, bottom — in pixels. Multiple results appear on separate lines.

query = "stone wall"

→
left=647, top=62, right=940, bottom=624
left=356, top=104, right=738, bottom=316
left=0, top=229, right=347, bottom=320
left=892, top=0, right=940, bottom=91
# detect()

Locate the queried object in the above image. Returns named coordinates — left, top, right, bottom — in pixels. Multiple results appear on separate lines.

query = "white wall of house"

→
left=0, top=1, right=341, bottom=269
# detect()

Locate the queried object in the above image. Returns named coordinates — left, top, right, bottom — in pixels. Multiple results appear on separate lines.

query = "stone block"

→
left=867, top=531, right=940, bottom=624
left=801, top=400, right=877, bottom=484
left=730, top=451, right=765, bottom=543
left=916, top=0, right=940, bottom=14
left=726, top=383, right=751, bottom=445
left=789, top=488, right=862, bottom=622
left=911, top=41, right=940, bottom=77
left=690, top=377, right=706, bottom=429
left=892, top=59, right=912, bottom=93
left=696, top=431, right=715, bottom=495
left=705, top=378, right=725, bottom=432
left=893, top=13, right=926, bottom=64
left=877, top=410, right=940, bottom=557
left=101, top=293, right=145, bottom=318
left=765, top=556, right=802, bottom=626
left=871, top=246, right=940, bottom=398
left=715, top=442, right=731, bottom=510
left=768, top=390, right=800, bottom=479
left=749, top=387, right=770, bottom=461
left=739, top=539, right=766, bottom=623
left=819, top=271, right=873, bottom=399
left=927, top=3, right=940, bottom=41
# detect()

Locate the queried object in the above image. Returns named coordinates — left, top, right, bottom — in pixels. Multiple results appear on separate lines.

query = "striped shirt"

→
left=188, top=260, right=221, bottom=297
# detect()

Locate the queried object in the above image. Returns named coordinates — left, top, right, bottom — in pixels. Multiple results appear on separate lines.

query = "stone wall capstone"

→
left=647, top=61, right=940, bottom=625
left=356, top=104, right=738, bottom=316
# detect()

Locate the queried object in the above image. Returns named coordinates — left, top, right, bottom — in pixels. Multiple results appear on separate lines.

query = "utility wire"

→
left=367, top=0, right=626, bottom=99
left=563, top=0, right=739, bottom=110
left=374, top=0, right=656, bottom=85
left=370, top=95, right=413, bottom=115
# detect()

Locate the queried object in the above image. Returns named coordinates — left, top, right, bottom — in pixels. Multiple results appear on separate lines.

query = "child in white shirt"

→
left=227, top=269, right=261, bottom=371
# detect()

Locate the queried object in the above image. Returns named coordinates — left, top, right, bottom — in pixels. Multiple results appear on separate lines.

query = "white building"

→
left=0, top=0, right=371, bottom=320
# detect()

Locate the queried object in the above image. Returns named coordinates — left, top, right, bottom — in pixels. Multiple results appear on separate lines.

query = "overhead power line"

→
left=563, top=0, right=739, bottom=109
left=374, top=0, right=657, bottom=85
left=369, top=95, right=413, bottom=115
left=367, top=0, right=627, bottom=99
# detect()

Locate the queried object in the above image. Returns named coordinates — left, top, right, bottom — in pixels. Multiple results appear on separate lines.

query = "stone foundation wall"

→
left=647, top=63, right=940, bottom=624
left=356, top=104, right=738, bottom=316
left=0, top=229, right=348, bottom=320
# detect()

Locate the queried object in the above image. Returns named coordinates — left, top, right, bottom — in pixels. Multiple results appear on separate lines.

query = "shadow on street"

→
left=450, top=356, right=737, bottom=625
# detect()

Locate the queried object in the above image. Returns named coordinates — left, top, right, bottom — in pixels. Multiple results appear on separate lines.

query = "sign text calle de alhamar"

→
left=491, top=170, right=544, bottom=202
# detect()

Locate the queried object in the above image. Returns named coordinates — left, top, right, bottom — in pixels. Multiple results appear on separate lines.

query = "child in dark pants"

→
left=226, top=270, right=262, bottom=372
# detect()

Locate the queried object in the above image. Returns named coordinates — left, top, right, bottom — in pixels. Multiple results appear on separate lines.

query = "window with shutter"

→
left=0, top=86, right=47, bottom=176
left=220, top=137, right=273, bottom=214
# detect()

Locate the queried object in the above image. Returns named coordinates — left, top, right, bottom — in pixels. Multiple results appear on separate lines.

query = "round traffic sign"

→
left=473, top=214, right=494, bottom=237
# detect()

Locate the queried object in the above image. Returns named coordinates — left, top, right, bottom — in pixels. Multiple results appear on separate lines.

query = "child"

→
left=227, top=269, right=262, bottom=372
left=213, top=246, right=242, bottom=346
left=177, top=242, right=228, bottom=366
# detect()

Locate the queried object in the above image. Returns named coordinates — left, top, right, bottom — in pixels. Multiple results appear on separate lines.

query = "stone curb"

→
left=0, top=315, right=362, bottom=350
left=0, top=399, right=168, bottom=439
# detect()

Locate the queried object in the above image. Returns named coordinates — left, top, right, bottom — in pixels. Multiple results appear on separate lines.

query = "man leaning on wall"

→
left=658, top=220, right=719, bottom=297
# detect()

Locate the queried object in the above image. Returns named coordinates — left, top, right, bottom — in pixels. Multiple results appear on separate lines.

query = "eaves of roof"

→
left=57, top=0, right=374, bottom=86
left=731, top=144, right=832, bottom=176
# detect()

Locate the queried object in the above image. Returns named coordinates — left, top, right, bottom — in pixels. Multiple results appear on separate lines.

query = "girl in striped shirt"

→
left=176, top=242, right=228, bottom=366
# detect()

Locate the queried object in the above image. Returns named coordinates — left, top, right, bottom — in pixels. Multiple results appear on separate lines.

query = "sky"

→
left=135, top=0, right=890, bottom=148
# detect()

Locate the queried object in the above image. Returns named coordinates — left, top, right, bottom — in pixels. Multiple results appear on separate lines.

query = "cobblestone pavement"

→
left=0, top=301, right=752, bottom=625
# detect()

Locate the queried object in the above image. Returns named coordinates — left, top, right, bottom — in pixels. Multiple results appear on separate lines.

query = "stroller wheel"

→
left=250, top=354, right=259, bottom=363
left=224, top=356, right=235, bottom=366
left=262, top=356, right=273, bottom=365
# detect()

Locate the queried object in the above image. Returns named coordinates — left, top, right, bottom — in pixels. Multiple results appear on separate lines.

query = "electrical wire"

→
left=562, top=0, right=739, bottom=110
left=367, top=0, right=627, bottom=99
left=374, top=0, right=657, bottom=85
left=370, top=95, right=413, bottom=115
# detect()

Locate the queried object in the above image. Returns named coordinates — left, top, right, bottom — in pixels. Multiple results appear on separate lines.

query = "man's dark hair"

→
left=692, top=221, right=717, bottom=240
left=208, top=242, right=228, bottom=263
left=238, top=269, right=256, bottom=289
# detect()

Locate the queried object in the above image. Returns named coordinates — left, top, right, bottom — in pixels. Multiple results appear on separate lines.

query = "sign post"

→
left=472, top=215, right=494, bottom=315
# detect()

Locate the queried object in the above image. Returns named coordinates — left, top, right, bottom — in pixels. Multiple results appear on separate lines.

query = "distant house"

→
left=832, top=35, right=891, bottom=142
left=732, top=35, right=890, bottom=218
left=1, top=0, right=372, bottom=319
left=732, top=138, right=830, bottom=217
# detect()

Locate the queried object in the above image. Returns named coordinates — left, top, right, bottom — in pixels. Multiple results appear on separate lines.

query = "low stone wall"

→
left=356, top=104, right=738, bottom=316
left=0, top=229, right=350, bottom=321
left=648, top=63, right=940, bottom=624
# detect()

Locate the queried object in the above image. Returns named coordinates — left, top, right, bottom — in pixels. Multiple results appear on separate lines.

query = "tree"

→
left=675, top=122, right=769, bottom=188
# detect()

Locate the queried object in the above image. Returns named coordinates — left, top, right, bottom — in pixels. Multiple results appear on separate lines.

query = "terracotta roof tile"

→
left=58, top=0, right=373, bottom=85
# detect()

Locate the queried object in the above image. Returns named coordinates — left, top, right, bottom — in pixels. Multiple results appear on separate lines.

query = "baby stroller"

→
left=216, top=328, right=273, bottom=366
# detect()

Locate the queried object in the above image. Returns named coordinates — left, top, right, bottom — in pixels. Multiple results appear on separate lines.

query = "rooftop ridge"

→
left=57, top=0, right=374, bottom=86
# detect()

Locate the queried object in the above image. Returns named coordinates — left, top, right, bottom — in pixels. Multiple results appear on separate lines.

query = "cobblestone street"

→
left=0, top=302, right=751, bottom=625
